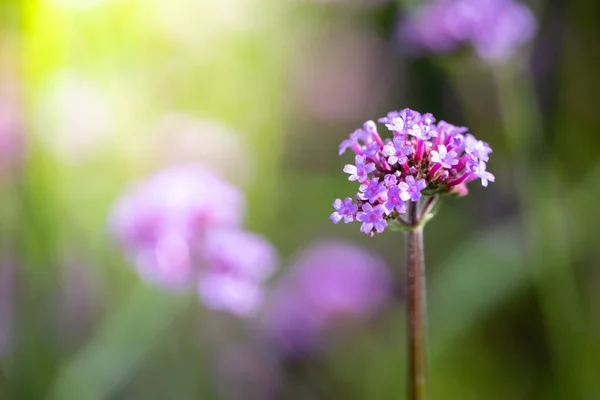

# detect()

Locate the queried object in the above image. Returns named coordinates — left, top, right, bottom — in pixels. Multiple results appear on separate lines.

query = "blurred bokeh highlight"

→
left=1, top=0, right=600, bottom=399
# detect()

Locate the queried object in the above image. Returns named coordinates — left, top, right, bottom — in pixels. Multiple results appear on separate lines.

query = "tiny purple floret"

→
left=359, top=179, right=388, bottom=204
left=344, top=155, right=376, bottom=183
left=398, top=176, right=427, bottom=202
left=356, top=204, right=387, bottom=234
left=330, top=198, right=358, bottom=224
left=430, top=144, right=459, bottom=169
left=384, top=185, right=406, bottom=215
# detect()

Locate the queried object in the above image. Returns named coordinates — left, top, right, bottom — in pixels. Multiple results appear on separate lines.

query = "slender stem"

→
left=418, top=196, right=438, bottom=223
left=406, top=202, right=427, bottom=400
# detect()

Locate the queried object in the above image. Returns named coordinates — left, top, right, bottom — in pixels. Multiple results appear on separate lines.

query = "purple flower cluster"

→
left=110, top=164, right=276, bottom=316
left=264, top=240, right=391, bottom=355
left=331, top=108, right=494, bottom=235
left=401, top=0, right=536, bottom=61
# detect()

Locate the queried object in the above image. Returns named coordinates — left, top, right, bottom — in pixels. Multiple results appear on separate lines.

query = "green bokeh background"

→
left=1, top=0, right=600, bottom=399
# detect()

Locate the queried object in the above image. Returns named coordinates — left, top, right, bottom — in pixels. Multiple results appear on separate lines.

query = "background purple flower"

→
left=111, top=165, right=245, bottom=252
left=401, top=0, right=536, bottom=62
left=110, top=164, right=277, bottom=316
left=198, top=274, right=264, bottom=317
left=263, top=240, right=392, bottom=355
left=202, top=229, right=277, bottom=283
left=110, top=165, right=246, bottom=290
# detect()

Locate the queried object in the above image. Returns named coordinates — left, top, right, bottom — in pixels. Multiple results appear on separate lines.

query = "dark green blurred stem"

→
left=406, top=202, right=427, bottom=400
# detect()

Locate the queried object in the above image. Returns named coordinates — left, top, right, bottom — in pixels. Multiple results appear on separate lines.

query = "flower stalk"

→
left=406, top=201, right=427, bottom=400
left=329, top=108, right=494, bottom=398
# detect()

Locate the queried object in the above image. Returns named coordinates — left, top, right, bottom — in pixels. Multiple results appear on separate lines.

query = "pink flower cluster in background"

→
left=264, top=240, right=391, bottom=354
left=401, top=0, right=536, bottom=61
left=110, top=164, right=276, bottom=316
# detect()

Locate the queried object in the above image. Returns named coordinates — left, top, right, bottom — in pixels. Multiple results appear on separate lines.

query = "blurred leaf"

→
left=429, top=222, right=524, bottom=357
left=48, top=285, right=190, bottom=400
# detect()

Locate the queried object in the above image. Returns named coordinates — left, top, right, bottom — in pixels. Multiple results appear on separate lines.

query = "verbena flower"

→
left=344, top=154, right=376, bottom=182
left=383, top=136, right=414, bottom=166
left=331, top=108, right=494, bottom=235
left=356, top=204, right=388, bottom=234
left=430, top=144, right=459, bottom=169
left=263, top=240, right=391, bottom=355
left=330, top=197, right=358, bottom=224
left=398, top=176, right=427, bottom=202
left=110, top=164, right=276, bottom=316
left=400, top=0, right=536, bottom=62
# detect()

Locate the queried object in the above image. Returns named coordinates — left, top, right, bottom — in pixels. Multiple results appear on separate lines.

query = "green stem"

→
left=406, top=202, right=427, bottom=400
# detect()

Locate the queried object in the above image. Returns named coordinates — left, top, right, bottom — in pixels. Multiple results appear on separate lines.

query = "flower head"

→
left=331, top=108, right=494, bottom=235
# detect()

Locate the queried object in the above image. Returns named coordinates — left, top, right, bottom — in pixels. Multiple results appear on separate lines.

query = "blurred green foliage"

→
left=0, top=0, right=599, bottom=399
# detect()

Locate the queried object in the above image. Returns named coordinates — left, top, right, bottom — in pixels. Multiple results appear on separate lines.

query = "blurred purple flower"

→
left=110, top=164, right=276, bottom=316
left=199, top=229, right=277, bottom=317
left=401, top=0, right=536, bottom=62
left=264, top=240, right=391, bottom=355
left=111, top=165, right=245, bottom=251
